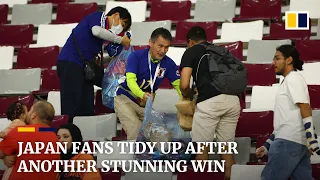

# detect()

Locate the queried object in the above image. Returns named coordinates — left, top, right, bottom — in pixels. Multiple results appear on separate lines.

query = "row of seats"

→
left=1, top=0, right=320, bottom=23
left=0, top=19, right=319, bottom=49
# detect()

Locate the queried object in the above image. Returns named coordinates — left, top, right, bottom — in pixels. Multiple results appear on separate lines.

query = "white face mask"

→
left=110, top=19, right=123, bottom=35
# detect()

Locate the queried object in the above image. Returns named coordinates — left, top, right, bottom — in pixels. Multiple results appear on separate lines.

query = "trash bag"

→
left=135, top=97, right=192, bottom=161
left=102, top=46, right=134, bottom=110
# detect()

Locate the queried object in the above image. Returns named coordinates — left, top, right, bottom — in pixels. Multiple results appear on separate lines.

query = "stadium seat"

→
left=289, top=0, right=320, bottom=19
left=149, top=1, right=191, bottom=22
left=295, top=40, right=320, bottom=62
left=94, top=90, right=114, bottom=115
left=106, top=1, right=147, bottom=22
left=11, top=3, right=53, bottom=25
left=312, top=164, right=320, bottom=179
left=0, top=46, right=14, bottom=70
left=263, top=22, right=311, bottom=40
left=0, top=95, right=34, bottom=118
left=213, top=20, right=264, bottom=44
left=159, top=78, right=173, bottom=89
left=230, top=164, right=265, bottom=180
left=55, top=3, right=98, bottom=24
left=31, top=0, right=71, bottom=4
left=0, top=24, right=34, bottom=47
left=193, top=0, right=236, bottom=22
left=219, top=41, right=243, bottom=61
left=130, top=21, right=172, bottom=46
left=76, top=0, right=109, bottom=5
left=232, top=0, right=282, bottom=22
left=245, top=85, right=279, bottom=111
left=101, top=170, right=122, bottom=180
left=153, top=89, right=180, bottom=113
left=47, top=91, right=61, bottom=115
left=16, top=46, right=59, bottom=69
left=51, top=115, right=68, bottom=129
left=73, top=114, right=117, bottom=141
left=0, top=0, right=28, bottom=8
left=31, top=23, right=77, bottom=47
left=236, top=111, right=273, bottom=138
left=246, top=39, right=292, bottom=64
left=166, top=47, right=186, bottom=65
left=244, top=64, right=276, bottom=87
left=308, top=85, right=320, bottom=109
left=32, top=69, right=60, bottom=95
left=279, top=62, right=320, bottom=85
left=0, top=68, right=41, bottom=95
left=0, top=4, right=8, bottom=24
left=177, top=166, right=225, bottom=180
left=173, top=21, right=218, bottom=45
left=313, top=110, right=320, bottom=134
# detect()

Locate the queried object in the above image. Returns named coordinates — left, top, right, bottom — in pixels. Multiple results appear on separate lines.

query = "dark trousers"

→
left=57, top=60, right=94, bottom=123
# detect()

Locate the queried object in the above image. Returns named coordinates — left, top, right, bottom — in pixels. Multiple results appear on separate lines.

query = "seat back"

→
left=194, top=0, right=236, bottom=22
left=31, top=0, right=71, bottom=4
left=51, top=115, right=68, bottom=129
left=0, top=68, right=41, bottom=95
left=0, top=0, right=28, bottom=8
left=230, top=164, right=265, bottom=180
left=295, top=40, right=320, bottom=62
left=0, top=4, right=8, bottom=24
left=56, top=3, right=98, bottom=24
left=247, top=39, right=292, bottom=64
left=219, top=41, right=243, bottom=61
left=149, top=1, right=191, bottom=21
left=250, top=85, right=279, bottom=111
left=47, top=91, right=61, bottom=115
left=32, top=23, right=77, bottom=47
left=0, top=24, right=34, bottom=47
left=0, top=46, right=14, bottom=69
left=17, top=46, right=59, bottom=69
left=11, top=3, right=53, bottom=25
left=244, top=64, right=276, bottom=87
left=153, top=89, right=180, bottom=113
left=166, top=47, right=186, bottom=65
left=309, top=85, right=320, bottom=109
left=0, top=95, right=34, bottom=118
left=267, top=22, right=311, bottom=40
left=106, top=1, right=147, bottom=22
left=130, top=21, right=172, bottom=45
left=289, top=0, right=320, bottom=19
left=41, top=69, right=60, bottom=91
left=238, top=0, right=282, bottom=21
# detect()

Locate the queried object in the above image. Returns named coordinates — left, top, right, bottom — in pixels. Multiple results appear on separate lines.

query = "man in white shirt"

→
left=255, top=45, right=319, bottom=180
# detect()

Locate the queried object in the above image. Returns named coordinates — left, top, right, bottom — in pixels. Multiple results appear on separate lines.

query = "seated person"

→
left=114, top=27, right=182, bottom=140
left=56, top=123, right=101, bottom=180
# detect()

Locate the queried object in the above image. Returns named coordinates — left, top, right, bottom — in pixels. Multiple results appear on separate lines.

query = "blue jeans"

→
left=261, top=138, right=313, bottom=180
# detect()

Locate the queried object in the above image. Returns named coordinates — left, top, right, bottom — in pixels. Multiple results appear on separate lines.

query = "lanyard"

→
left=148, top=54, right=160, bottom=92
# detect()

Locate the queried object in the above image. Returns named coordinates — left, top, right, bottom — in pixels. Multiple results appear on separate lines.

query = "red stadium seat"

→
left=295, top=40, right=320, bottom=62
left=55, top=3, right=98, bottom=24
left=177, top=166, right=225, bottom=180
left=308, top=85, right=320, bottom=109
left=51, top=115, right=68, bottom=129
left=94, top=90, right=115, bottom=115
left=32, top=69, right=60, bottom=95
left=0, top=24, right=34, bottom=47
left=16, top=46, right=59, bottom=69
left=255, top=134, right=270, bottom=162
left=0, top=4, right=8, bottom=24
left=236, top=111, right=274, bottom=138
left=149, top=1, right=191, bottom=22
left=31, top=0, right=71, bottom=4
left=312, top=164, right=320, bottom=180
left=0, top=95, right=34, bottom=118
left=219, top=41, right=243, bottom=61
left=263, top=22, right=311, bottom=40
left=173, top=21, right=218, bottom=45
left=159, top=78, right=173, bottom=89
left=244, top=64, right=276, bottom=86
left=233, top=0, right=282, bottom=22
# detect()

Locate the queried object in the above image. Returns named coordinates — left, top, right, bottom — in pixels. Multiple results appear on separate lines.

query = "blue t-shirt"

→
left=117, top=48, right=180, bottom=104
left=58, top=12, right=108, bottom=67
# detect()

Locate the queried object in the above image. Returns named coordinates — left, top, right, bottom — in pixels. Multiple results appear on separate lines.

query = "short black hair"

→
left=107, top=6, right=132, bottom=32
left=186, top=26, right=207, bottom=42
left=276, top=44, right=304, bottom=71
left=150, top=27, right=172, bottom=43
left=6, top=101, right=26, bottom=121
left=33, top=101, right=55, bottom=123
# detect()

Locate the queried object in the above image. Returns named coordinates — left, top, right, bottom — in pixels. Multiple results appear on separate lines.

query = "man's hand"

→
left=121, top=35, right=131, bottom=47
left=0, top=132, right=5, bottom=138
left=143, top=92, right=152, bottom=102
left=256, top=146, right=266, bottom=158
left=4, top=155, right=16, bottom=167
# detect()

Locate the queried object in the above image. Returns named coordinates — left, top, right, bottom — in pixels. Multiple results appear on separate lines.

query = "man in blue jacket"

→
left=57, top=7, right=132, bottom=123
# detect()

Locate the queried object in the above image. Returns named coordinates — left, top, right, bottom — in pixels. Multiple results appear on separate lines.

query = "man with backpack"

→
left=179, top=26, right=247, bottom=180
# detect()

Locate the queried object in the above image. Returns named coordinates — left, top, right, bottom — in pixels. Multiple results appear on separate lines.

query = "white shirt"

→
left=274, top=71, right=309, bottom=145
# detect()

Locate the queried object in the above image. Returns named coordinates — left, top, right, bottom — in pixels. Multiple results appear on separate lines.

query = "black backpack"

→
left=195, top=43, right=248, bottom=96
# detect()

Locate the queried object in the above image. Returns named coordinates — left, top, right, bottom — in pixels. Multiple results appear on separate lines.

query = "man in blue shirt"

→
left=114, top=27, right=182, bottom=140
left=57, top=7, right=132, bottom=123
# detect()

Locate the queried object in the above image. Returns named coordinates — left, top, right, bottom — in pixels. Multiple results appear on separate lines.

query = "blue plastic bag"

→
left=135, top=97, right=192, bottom=161
left=102, top=46, right=134, bottom=110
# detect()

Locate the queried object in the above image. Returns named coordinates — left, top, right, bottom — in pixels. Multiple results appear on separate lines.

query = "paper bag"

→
left=177, top=112, right=193, bottom=131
